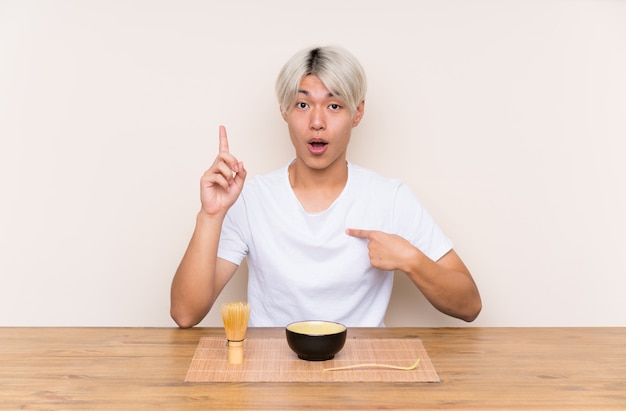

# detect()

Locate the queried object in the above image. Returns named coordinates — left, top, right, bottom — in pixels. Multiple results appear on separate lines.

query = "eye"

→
left=329, top=103, right=341, bottom=111
left=296, top=102, right=308, bottom=109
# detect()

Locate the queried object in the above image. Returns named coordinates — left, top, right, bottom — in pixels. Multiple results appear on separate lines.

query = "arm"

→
left=346, top=229, right=482, bottom=322
left=170, top=126, right=247, bottom=328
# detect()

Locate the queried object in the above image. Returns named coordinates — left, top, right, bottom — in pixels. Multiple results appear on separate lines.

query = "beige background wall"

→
left=1, top=0, right=625, bottom=327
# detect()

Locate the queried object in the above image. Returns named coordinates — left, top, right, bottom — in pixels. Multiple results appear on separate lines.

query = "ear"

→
left=352, top=100, right=365, bottom=127
left=280, top=106, right=288, bottom=122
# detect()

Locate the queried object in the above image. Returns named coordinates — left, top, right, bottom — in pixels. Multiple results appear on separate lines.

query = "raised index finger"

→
left=219, top=125, right=229, bottom=153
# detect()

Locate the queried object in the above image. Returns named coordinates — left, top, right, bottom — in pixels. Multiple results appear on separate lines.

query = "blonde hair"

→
left=275, top=45, right=367, bottom=116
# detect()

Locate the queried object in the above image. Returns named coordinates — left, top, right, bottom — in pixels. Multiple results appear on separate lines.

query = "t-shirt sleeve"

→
left=393, top=183, right=453, bottom=262
left=217, top=195, right=249, bottom=266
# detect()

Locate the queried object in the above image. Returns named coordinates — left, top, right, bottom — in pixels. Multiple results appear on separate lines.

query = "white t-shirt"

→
left=217, top=162, right=453, bottom=327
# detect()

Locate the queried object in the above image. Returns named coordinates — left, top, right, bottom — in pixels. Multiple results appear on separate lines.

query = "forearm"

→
left=403, top=249, right=482, bottom=322
left=170, top=212, right=225, bottom=328
left=345, top=229, right=482, bottom=322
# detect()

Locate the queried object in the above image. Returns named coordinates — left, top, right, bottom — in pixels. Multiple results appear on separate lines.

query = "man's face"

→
left=282, top=75, right=364, bottom=172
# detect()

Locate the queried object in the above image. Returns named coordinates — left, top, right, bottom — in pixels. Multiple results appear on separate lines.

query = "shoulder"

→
left=348, top=163, right=404, bottom=192
left=243, top=164, right=288, bottom=192
left=238, top=163, right=291, bottom=206
left=347, top=163, right=424, bottom=214
left=226, top=164, right=289, bottom=220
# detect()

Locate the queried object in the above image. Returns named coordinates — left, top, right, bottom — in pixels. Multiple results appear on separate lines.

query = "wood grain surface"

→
left=1, top=327, right=625, bottom=410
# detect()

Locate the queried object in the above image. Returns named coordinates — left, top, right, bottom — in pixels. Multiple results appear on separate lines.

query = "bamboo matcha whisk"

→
left=221, top=302, right=251, bottom=365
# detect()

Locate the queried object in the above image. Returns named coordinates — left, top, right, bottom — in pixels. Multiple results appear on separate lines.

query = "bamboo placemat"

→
left=185, top=337, right=440, bottom=383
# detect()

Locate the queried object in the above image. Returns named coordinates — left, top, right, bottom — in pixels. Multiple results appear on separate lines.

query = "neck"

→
left=288, top=160, right=349, bottom=213
left=288, top=159, right=348, bottom=190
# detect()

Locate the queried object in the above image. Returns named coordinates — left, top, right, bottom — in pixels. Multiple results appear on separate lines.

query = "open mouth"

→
left=308, top=140, right=328, bottom=154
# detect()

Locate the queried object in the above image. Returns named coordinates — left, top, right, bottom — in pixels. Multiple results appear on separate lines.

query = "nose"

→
left=309, top=106, right=325, bottom=131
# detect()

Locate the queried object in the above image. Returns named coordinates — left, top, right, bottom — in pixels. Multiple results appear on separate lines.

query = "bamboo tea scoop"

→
left=324, top=359, right=420, bottom=371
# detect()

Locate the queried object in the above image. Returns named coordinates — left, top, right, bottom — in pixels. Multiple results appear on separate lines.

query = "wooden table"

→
left=1, top=327, right=625, bottom=410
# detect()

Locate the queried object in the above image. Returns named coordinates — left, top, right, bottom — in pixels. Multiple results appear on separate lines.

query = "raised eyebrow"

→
left=297, top=89, right=335, bottom=98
